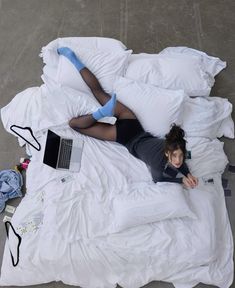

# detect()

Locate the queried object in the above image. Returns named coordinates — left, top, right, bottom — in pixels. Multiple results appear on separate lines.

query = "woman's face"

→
left=165, top=148, right=184, bottom=168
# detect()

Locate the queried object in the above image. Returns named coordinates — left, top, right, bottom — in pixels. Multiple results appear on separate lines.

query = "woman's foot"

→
left=57, top=47, right=85, bottom=71
left=92, top=93, right=117, bottom=120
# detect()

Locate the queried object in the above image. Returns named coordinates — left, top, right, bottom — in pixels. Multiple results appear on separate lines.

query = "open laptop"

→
left=43, top=130, right=84, bottom=172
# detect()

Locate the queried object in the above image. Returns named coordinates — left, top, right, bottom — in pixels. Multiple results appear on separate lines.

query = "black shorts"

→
left=116, top=118, right=166, bottom=182
left=115, top=118, right=145, bottom=146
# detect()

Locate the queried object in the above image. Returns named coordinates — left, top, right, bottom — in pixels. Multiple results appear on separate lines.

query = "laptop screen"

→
left=43, top=130, right=60, bottom=168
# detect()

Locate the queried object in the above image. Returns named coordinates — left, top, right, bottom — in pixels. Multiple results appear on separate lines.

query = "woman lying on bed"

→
left=57, top=47, right=198, bottom=189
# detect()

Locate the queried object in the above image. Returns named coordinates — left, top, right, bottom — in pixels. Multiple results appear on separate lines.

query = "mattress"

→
left=0, top=38, right=234, bottom=288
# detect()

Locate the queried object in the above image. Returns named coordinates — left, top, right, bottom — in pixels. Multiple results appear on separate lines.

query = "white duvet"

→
left=0, top=81, right=234, bottom=288
left=0, top=41, right=234, bottom=288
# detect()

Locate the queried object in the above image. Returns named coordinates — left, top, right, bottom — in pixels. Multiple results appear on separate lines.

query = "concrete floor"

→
left=0, top=0, right=234, bottom=287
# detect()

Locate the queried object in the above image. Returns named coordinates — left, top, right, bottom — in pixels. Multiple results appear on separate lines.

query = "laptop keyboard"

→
left=57, top=139, right=73, bottom=169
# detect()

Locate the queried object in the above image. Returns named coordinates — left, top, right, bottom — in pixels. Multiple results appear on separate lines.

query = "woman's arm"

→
left=152, top=168, right=183, bottom=184
left=178, top=162, right=190, bottom=176
left=152, top=168, right=196, bottom=188
left=178, top=163, right=198, bottom=187
left=156, top=175, right=197, bottom=188
left=155, top=176, right=183, bottom=183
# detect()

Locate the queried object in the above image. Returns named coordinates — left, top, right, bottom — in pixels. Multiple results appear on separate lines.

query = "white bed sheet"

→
left=0, top=80, right=234, bottom=288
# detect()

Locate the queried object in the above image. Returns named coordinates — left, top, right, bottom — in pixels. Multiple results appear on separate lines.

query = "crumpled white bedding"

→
left=0, top=79, right=234, bottom=288
left=0, top=37, right=235, bottom=288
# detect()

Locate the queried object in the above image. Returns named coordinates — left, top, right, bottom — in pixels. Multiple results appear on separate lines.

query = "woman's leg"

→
left=69, top=114, right=96, bottom=129
left=68, top=67, right=136, bottom=139
left=58, top=47, right=135, bottom=141
left=79, top=68, right=136, bottom=119
left=69, top=115, right=116, bottom=141
left=57, top=47, right=136, bottom=119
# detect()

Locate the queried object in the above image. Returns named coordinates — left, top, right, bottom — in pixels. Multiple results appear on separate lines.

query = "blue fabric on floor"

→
left=0, top=170, right=23, bottom=213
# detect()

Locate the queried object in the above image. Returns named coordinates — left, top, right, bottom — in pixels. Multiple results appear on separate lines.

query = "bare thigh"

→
left=73, top=122, right=117, bottom=141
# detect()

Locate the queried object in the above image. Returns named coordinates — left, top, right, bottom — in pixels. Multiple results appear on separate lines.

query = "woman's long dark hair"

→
left=164, top=123, right=187, bottom=160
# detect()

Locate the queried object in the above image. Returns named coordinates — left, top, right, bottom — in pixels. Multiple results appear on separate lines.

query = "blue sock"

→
left=92, top=94, right=117, bottom=120
left=57, top=47, right=85, bottom=72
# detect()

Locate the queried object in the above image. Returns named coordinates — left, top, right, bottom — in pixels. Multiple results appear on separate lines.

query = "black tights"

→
left=69, top=67, right=136, bottom=141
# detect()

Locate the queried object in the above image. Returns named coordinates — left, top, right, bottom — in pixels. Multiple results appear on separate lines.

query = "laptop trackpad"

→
left=69, top=141, right=83, bottom=172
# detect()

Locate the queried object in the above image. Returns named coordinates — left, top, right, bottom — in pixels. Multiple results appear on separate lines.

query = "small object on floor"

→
left=222, top=178, right=228, bottom=188
left=224, top=189, right=232, bottom=197
left=15, top=165, right=23, bottom=173
left=5, top=205, right=16, bottom=214
left=228, top=164, right=235, bottom=173
left=3, top=215, right=12, bottom=223
left=20, top=158, right=30, bottom=170
left=15, top=158, right=31, bottom=173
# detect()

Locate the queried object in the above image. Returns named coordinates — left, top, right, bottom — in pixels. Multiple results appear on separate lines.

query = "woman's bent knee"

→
left=69, top=118, right=92, bottom=131
left=69, top=118, right=80, bottom=130
left=69, top=118, right=75, bottom=128
left=69, top=115, right=96, bottom=130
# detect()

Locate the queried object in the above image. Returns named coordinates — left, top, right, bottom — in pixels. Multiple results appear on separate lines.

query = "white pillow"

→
left=42, top=65, right=57, bottom=83
left=111, top=182, right=196, bottom=233
left=56, top=48, right=132, bottom=94
left=113, top=77, right=188, bottom=137
left=159, top=46, right=226, bottom=77
left=42, top=74, right=116, bottom=125
left=39, top=36, right=127, bottom=67
left=217, top=115, right=234, bottom=139
left=181, top=96, right=233, bottom=139
left=39, top=37, right=128, bottom=84
left=125, top=53, right=214, bottom=96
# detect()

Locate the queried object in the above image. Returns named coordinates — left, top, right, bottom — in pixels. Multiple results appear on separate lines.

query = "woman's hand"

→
left=182, top=176, right=194, bottom=188
left=182, top=174, right=198, bottom=188
left=187, top=173, right=198, bottom=187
